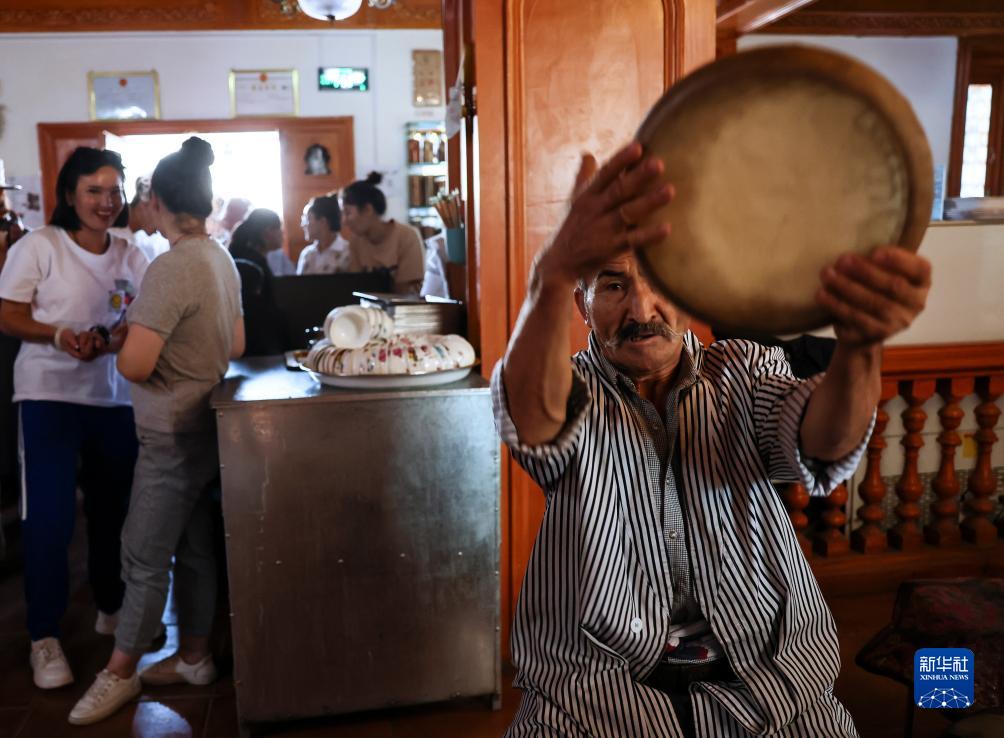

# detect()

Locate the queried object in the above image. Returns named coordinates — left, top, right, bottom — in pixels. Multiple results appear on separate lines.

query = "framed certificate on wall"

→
left=230, top=69, right=300, bottom=117
left=88, top=71, right=160, bottom=120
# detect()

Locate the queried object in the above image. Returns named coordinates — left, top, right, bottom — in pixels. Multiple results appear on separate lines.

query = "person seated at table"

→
left=229, top=208, right=286, bottom=355
left=342, top=172, right=424, bottom=295
left=296, top=193, right=350, bottom=275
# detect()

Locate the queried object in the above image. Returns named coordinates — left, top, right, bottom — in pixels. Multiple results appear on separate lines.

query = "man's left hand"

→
left=817, top=245, right=931, bottom=348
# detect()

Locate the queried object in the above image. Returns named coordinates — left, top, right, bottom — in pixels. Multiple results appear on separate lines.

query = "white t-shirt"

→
left=109, top=226, right=170, bottom=263
left=296, top=235, right=352, bottom=275
left=0, top=225, right=149, bottom=407
left=267, top=248, right=297, bottom=276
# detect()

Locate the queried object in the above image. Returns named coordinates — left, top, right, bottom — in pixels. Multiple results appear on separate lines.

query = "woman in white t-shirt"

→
left=0, top=147, right=148, bottom=692
left=296, top=193, right=351, bottom=275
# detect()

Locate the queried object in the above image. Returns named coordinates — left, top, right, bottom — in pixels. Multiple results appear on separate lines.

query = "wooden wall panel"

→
left=516, top=0, right=667, bottom=348
left=463, top=0, right=717, bottom=638
left=0, top=0, right=440, bottom=32
left=762, top=0, right=1004, bottom=36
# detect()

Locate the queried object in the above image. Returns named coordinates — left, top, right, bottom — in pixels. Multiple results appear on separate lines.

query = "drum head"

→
left=635, top=45, right=932, bottom=335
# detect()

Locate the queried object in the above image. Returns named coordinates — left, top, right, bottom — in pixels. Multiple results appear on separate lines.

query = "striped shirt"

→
left=590, top=337, right=722, bottom=664
left=492, top=332, right=871, bottom=737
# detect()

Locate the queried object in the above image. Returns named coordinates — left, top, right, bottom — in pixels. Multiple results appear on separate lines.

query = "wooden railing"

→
left=785, top=342, right=1004, bottom=561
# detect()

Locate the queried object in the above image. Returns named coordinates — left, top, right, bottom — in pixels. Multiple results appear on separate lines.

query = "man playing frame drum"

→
left=491, top=137, right=930, bottom=737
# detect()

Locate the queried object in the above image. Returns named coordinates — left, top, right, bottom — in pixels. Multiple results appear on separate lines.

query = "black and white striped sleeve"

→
left=490, top=359, right=590, bottom=491
left=749, top=343, right=872, bottom=496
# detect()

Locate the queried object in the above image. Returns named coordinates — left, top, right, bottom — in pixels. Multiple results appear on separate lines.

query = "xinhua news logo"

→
left=914, top=648, right=975, bottom=709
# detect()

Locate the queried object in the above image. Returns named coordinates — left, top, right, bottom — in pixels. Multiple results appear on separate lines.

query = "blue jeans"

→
left=19, top=400, right=138, bottom=641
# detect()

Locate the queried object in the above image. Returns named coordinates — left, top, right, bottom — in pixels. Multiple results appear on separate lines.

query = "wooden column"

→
left=813, top=482, right=849, bottom=557
left=782, top=482, right=811, bottom=557
left=925, top=377, right=974, bottom=547
left=962, top=376, right=1003, bottom=547
left=469, top=0, right=718, bottom=636
left=851, top=382, right=897, bottom=554
left=889, top=379, right=935, bottom=551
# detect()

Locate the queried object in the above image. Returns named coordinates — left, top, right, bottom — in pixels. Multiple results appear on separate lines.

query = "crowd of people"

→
left=209, top=171, right=427, bottom=295
left=0, top=130, right=937, bottom=736
left=0, top=139, right=436, bottom=726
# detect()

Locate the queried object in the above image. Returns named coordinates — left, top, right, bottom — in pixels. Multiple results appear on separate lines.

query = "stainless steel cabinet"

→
left=212, top=358, right=500, bottom=728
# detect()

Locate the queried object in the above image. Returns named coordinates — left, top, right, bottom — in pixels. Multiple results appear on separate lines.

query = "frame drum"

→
left=635, top=46, right=932, bottom=335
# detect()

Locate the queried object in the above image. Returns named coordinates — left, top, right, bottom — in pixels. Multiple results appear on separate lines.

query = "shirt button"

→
left=668, top=530, right=679, bottom=540
left=630, top=617, right=644, bottom=634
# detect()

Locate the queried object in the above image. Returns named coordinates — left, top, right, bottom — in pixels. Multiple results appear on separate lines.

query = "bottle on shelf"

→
left=407, top=135, right=421, bottom=164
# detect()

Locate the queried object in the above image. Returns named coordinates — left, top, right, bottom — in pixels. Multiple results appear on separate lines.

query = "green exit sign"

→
left=318, top=67, right=369, bottom=92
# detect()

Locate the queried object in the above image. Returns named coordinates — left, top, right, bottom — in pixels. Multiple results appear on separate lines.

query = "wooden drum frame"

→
left=635, top=45, right=933, bottom=335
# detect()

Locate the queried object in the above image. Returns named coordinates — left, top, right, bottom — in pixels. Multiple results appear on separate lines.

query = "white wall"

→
left=739, top=35, right=958, bottom=174
left=0, top=30, right=445, bottom=221
left=737, top=35, right=1003, bottom=348
left=890, top=223, right=1004, bottom=346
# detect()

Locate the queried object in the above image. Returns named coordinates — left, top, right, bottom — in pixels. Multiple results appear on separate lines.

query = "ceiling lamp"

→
left=296, top=0, right=362, bottom=21
left=287, top=0, right=395, bottom=22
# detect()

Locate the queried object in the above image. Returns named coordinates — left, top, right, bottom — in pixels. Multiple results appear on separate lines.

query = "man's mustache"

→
left=604, top=321, right=685, bottom=349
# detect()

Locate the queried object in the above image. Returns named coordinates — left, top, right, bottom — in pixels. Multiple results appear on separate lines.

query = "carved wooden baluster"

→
left=782, top=482, right=811, bottom=557
left=962, top=376, right=1003, bottom=546
left=925, top=377, right=973, bottom=547
left=889, top=379, right=935, bottom=550
left=813, top=481, right=849, bottom=556
left=852, top=382, right=897, bottom=554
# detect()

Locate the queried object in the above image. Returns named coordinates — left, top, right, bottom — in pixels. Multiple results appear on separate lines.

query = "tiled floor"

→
left=0, top=518, right=957, bottom=738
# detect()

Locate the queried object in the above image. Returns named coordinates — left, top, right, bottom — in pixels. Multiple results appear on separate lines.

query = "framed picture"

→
left=412, top=51, right=443, bottom=107
left=88, top=71, right=160, bottom=121
left=230, top=69, right=300, bottom=118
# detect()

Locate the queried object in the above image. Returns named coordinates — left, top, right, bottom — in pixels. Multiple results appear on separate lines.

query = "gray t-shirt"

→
left=127, top=235, right=242, bottom=433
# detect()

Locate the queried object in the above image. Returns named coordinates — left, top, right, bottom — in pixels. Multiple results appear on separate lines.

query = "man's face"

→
left=575, top=253, right=691, bottom=380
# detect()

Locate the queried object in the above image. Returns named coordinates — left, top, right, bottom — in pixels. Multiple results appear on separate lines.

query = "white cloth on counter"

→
left=420, top=232, right=450, bottom=299
left=108, top=227, right=170, bottom=263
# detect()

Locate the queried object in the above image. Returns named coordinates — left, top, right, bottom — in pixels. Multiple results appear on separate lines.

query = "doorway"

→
left=37, top=116, right=355, bottom=266
left=104, top=130, right=284, bottom=214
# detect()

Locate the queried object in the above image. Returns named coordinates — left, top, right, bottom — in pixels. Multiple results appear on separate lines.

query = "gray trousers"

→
left=115, top=426, right=220, bottom=655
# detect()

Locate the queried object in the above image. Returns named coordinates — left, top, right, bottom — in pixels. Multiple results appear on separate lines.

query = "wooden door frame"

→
left=947, top=37, right=1004, bottom=198
left=451, top=0, right=718, bottom=655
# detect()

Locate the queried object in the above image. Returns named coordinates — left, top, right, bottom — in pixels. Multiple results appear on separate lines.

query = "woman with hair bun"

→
left=70, top=137, right=244, bottom=725
left=342, top=171, right=425, bottom=294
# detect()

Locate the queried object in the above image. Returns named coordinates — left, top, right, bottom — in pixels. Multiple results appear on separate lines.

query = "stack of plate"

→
left=353, top=292, right=463, bottom=336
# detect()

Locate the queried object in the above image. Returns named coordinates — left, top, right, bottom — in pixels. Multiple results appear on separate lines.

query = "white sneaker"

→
left=68, top=669, right=141, bottom=725
left=94, top=610, right=118, bottom=636
left=139, top=652, right=217, bottom=686
left=30, top=637, right=74, bottom=689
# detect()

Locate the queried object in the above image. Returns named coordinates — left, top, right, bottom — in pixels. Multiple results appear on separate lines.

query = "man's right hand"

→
left=535, top=141, right=674, bottom=288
